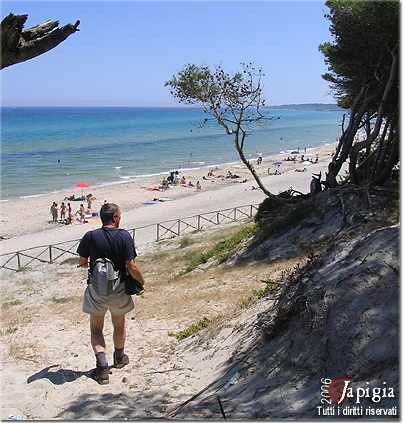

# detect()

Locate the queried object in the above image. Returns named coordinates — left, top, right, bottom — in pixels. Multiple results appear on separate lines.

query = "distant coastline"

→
left=1, top=103, right=341, bottom=111
left=270, top=103, right=341, bottom=111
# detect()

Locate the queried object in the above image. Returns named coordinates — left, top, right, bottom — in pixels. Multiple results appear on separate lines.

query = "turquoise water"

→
left=1, top=107, right=343, bottom=199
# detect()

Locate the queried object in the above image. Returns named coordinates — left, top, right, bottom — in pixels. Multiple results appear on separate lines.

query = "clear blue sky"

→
left=2, top=1, right=335, bottom=106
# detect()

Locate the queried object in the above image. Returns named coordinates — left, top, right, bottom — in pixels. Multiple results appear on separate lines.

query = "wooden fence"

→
left=0, top=204, right=259, bottom=272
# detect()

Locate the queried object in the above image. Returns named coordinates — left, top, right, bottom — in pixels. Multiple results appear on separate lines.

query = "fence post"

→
left=177, top=220, right=181, bottom=236
left=16, top=252, right=21, bottom=271
left=49, top=245, right=53, bottom=263
left=132, top=229, right=135, bottom=239
left=250, top=205, right=253, bottom=217
left=197, top=215, right=201, bottom=231
left=156, top=224, right=160, bottom=241
left=234, top=207, right=237, bottom=221
left=216, top=212, right=219, bottom=225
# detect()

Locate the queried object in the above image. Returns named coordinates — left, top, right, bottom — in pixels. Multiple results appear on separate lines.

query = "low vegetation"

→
left=238, top=278, right=281, bottom=309
left=168, top=317, right=210, bottom=341
left=60, top=256, right=80, bottom=266
left=1, top=299, right=23, bottom=311
left=180, top=224, right=258, bottom=274
left=51, top=295, right=79, bottom=304
left=179, top=236, right=195, bottom=249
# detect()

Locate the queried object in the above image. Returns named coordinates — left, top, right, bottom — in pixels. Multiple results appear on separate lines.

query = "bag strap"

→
left=101, top=228, right=121, bottom=272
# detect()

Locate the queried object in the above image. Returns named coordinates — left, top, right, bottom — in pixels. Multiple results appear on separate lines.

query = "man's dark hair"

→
left=100, top=203, right=120, bottom=225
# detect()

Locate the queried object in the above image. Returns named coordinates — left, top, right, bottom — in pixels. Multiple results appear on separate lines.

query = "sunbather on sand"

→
left=79, top=204, right=86, bottom=223
left=67, top=203, right=72, bottom=224
left=160, top=177, right=169, bottom=191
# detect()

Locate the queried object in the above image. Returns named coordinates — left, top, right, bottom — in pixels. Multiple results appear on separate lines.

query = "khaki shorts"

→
left=83, top=283, right=134, bottom=316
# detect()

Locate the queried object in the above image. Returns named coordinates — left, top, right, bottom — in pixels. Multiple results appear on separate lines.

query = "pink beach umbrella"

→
left=73, top=182, right=90, bottom=196
left=74, top=182, right=90, bottom=189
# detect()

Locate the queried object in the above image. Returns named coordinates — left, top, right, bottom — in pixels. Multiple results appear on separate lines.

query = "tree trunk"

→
left=348, top=49, right=397, bottom=185
left=373, top=127, right=399, bottom=185
left=234, top=131, right=274, bottom=198
left=325, top=86, right=369, bottom=187
left=1, top=13, right=79, bottom=69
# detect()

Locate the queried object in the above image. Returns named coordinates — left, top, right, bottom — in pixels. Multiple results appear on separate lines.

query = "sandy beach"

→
left=1, top=142, right=337, bottom=420
left=0, top=219, right=295, bottom=419
left=2, top=0, right=398, bottom=417
left=0, top=145, right=334, bottom=254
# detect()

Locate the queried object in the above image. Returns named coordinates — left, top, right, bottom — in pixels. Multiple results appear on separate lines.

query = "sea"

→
left=1, top=106, right=344, bottom=200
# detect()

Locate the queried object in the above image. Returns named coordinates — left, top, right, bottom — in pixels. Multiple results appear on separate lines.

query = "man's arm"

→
left=127, top=259, right=145, bottom=287
left=78, top=257, right=88, bottom=268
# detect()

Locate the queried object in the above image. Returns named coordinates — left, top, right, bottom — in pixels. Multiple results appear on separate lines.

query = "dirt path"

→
left=1, top=223, right=294, bottom=419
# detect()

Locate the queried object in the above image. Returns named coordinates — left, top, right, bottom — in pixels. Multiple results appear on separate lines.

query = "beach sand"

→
left=0, top=145, right=335, bottom=251
left=1, top=222, right=296, bottom=419
left=0, top=144, right=338, bottom=419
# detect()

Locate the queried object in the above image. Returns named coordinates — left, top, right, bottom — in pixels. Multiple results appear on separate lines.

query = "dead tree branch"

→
left=1, top=13, right=80, bottom=69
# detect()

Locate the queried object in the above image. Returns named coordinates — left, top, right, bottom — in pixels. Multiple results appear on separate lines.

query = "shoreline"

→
left=2, top=142, right=333, bottom=202
left=0, top=144, right=335, bottom=242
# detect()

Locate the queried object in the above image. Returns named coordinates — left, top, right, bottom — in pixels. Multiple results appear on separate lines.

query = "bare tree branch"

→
left=1, top=13, right=80, bottom=69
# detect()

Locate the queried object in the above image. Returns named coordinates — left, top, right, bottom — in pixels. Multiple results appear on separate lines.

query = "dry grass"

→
left=9, top=341, right=40, bottom=364
left=50, top=295, right=80, bottom=305
left=1, top=219, right=308, bottom=366
left=1, top=299, right=23, bottom=311
left=59, top=256, right=80, bottom=266
left=1, top=326, right=18, bottom=336
left=137, top=220, right=305, bottom=327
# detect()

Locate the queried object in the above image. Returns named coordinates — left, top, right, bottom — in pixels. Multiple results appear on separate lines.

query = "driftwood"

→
left=1, top=13, right=79, bottom=69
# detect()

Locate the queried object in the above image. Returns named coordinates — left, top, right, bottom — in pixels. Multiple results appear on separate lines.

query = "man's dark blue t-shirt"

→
left=77, top=227, right=137, bottom=271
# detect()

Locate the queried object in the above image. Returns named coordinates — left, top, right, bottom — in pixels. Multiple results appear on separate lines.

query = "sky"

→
left=1, top=1, right=336, bottom=107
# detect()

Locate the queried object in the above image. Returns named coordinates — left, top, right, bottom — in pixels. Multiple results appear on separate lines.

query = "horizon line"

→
left=1, top=102, right=338, bottom=108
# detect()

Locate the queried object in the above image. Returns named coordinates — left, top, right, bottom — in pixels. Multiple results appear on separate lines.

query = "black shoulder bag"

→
left=101, top=228, right=144, bottom=296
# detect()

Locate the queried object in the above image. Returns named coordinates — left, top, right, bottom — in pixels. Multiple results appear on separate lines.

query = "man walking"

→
left=77, top=203, right=145, bottom=385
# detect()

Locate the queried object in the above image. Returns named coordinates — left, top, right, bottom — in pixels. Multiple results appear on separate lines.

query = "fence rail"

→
left=0, top=204, right=259, bottom=272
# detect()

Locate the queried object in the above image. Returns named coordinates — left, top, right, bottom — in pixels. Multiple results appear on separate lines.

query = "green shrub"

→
left=168, top=317, right=210, bottom=340
left=252, top=279, right=279, bottom=299
left=180, top=224, right=257, bottom=274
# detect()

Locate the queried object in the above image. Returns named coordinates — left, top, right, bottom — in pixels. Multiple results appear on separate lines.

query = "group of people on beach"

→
left=267, top=168, right=282, bottom=176
left=50, top=193, right=97, bottom=225
left=155, top=151, right=320, bottom=195
left=202, top=169, right=248, bottom=185
left=50, top=201, right=73, bottom=224
left=160, top=171, right=202, bottom=191
left=284, top=153, right=319, bottom=164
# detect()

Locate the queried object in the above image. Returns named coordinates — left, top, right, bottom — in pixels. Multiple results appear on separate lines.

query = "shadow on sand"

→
left=55, top=391, right=173, bottom=419
left=27, top=364, right=95, bottom=385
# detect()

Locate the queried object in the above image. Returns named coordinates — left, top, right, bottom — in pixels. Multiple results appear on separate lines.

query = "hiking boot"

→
left=91, top=366, right=110, bottom=385
left=113, top=352, right=129, bottom=369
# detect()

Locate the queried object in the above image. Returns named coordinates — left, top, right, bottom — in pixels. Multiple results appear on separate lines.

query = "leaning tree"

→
left=1, top=13, right=80, bottom=69
left=165, top=63, right=275, bottom=197
left=320, top=0, right=399, bottom=187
